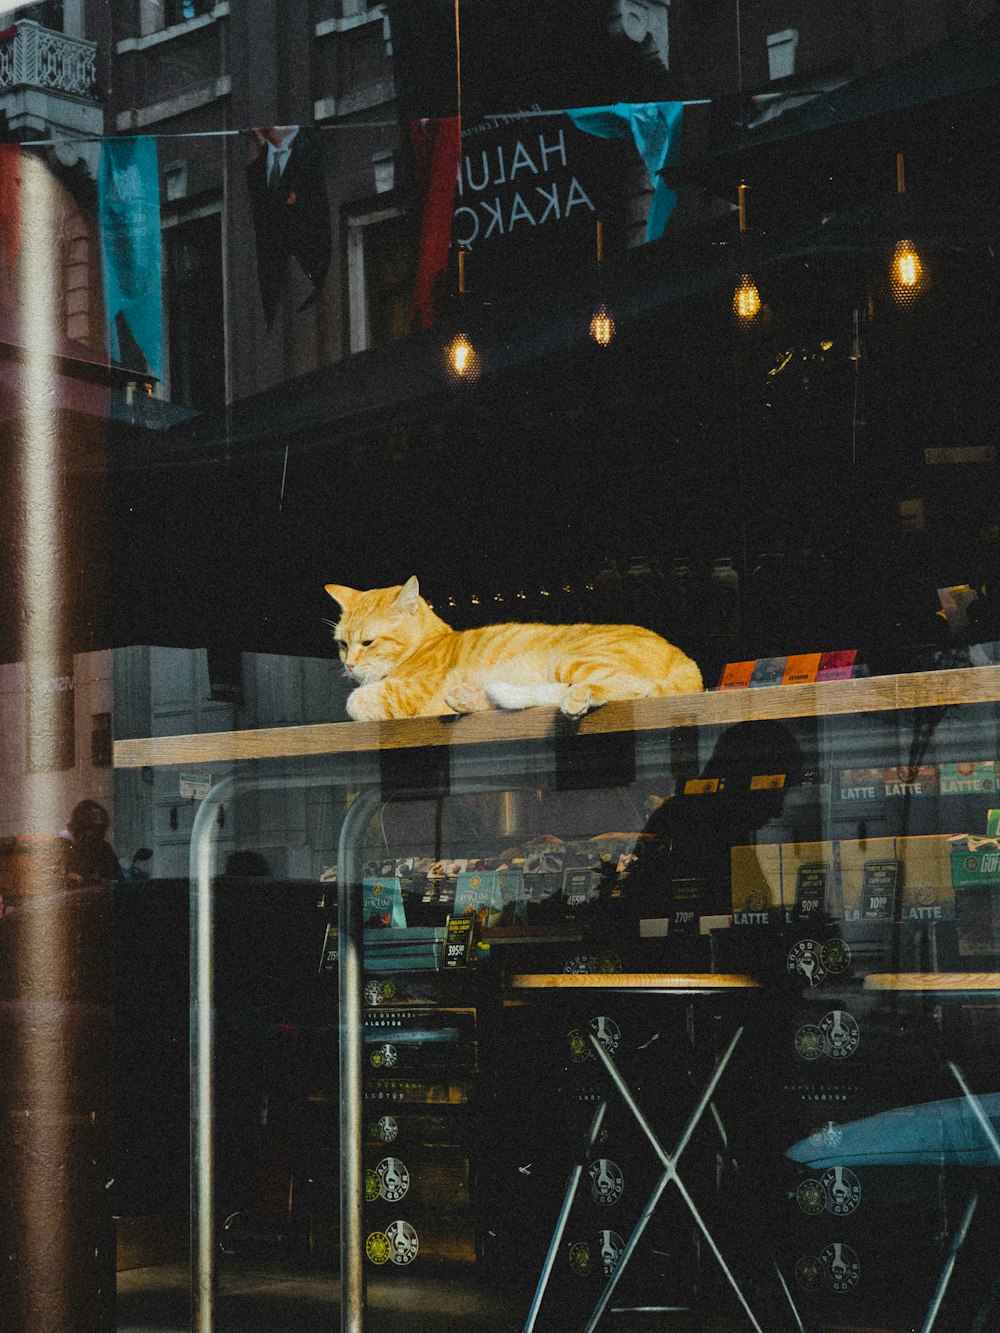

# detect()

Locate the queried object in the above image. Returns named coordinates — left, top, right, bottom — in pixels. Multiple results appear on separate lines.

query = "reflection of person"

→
left=60, top=799, right=123, bottom=885
left=626, top=721, right=804, bottom=923
left=245, top=125, right=332, bottom=323
left=223, top=849, right=273, bottom=877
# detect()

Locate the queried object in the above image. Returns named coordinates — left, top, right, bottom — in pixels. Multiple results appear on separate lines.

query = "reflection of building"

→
left=0, top=645, right=348, bottom=879
left=2, top=0, right=999, bottom=840
left=5, top=0, right=990, bottom=413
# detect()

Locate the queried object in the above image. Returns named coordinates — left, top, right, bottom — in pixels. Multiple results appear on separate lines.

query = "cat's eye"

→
left=334, top=639, right=347, bottom=652
left=361, top=639, right=374, bottom=648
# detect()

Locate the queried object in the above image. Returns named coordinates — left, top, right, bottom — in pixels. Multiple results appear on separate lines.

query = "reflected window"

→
left=346, top=207, right=413, bottom=352
left=164, top=211, right=224, bottom=409
left=166, top=0, right=212, bottom=23
left=0, top=1, right=64, bottom=29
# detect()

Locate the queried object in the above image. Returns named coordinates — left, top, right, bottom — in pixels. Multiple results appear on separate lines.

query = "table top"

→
left=864, top=972, right=1000, bottom=992
left=508, top=972, right=762, bottom=992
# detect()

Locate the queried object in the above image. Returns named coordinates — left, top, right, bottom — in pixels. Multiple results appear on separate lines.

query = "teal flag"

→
left=567, top=102, right=684, bottom=241
left=98, top=136, right=163, bottom=383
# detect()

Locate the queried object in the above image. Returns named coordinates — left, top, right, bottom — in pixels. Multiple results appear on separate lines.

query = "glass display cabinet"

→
left=111, top=661, right=1000, bottom=1332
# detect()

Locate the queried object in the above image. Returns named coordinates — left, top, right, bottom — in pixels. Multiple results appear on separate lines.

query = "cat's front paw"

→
left=560, top=684, right=595, bottom=718
left=346, top=685, right=390, bottom=722
left=445, top=681, right=490, bottom=714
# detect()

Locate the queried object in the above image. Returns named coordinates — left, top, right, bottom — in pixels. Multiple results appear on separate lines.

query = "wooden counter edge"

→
left=507, top=972, right=762, bottom=989
left=113, top=663, right=1000, bottom=769
left=864, top=972, right=1000, bottom=991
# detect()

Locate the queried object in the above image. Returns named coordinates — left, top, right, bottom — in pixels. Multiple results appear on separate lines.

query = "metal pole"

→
left=522, top=1101, right=607, bottom=1333
left=190, top=776, right=239, bottom=1333
left=338, top=787, right=383, bottom=1333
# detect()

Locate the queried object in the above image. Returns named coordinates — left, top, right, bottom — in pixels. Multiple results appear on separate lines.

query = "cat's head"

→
left=324, top=575, right=443, bottom=684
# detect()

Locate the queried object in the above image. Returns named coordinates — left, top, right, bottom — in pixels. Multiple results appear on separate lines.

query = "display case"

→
left=112, top=662, right=1000, bottom=1332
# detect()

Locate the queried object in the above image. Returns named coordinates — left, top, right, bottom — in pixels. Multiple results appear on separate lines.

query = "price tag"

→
left=444, top=914, right=475, bottom=968
left=861, top=859, right=899, bottom=920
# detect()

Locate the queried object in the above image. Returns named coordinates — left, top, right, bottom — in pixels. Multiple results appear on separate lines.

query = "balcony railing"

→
left=0, top=20, right=98, bottom=99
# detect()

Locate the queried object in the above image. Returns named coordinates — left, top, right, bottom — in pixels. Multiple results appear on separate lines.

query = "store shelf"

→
left=113, top=662, right=1000, bottom=769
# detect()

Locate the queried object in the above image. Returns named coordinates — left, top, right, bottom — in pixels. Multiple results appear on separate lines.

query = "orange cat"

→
left=325, top=576, right=703, bottom=721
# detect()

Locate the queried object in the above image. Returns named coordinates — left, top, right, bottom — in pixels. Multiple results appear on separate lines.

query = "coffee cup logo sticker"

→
left=376, top=1157, right=410, bottom=1203
left=385, top=1219, right=419, bottom=1265
left=808, top=1120, right=844, bottom=1150
left=370, top=1043, right=399, bottom=1069
left=372, top=1114, right=398, bottom=1143
left=822, top=1166, right=861, bottom=1216
left=589, top=1158, right=624, bottom=1206
left=820, top=1241, right=860, bottom=1292
left=598, top=1230, right=625, bottom=1276
left=589, top=1015, right=622, bottom=1058
left=820, top=1010, right=860, bottom=1060
left=787, top=939, right=826, bottom=986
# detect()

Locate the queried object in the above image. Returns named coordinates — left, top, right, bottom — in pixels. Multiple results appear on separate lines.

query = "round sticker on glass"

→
left=787, top=939, right=826, bottom=987
left=819, top=1241, right=860, bottom=1293
left=822, top=1166, right=861, bottom=1216
left=366, top=1230, right=391, bottom=1264
left=376, top=1157, right=410, bottom=1203
left=386, top=1219, right=419, bottom=1266
left=589, top=1158, right=624, bottom=1206
left=820, top=1010, right=860, bottom=1060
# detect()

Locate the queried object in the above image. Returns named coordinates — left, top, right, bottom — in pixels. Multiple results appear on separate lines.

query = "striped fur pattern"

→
left=325, top=576, right=703, bottom=722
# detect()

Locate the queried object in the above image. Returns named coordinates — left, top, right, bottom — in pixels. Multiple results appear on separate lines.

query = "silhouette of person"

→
left=626, top=720, right=805, bottom=926
left=60, top=799, right=123, bottom=885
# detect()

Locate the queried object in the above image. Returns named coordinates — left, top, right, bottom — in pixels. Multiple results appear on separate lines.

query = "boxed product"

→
left=839, top=837, right=955, bottom=922
left=949, top=835, right=1000, bottom=889
left=894, top=835, right=956, bottom=920
left=730, top=843, right=782, bottom=924
left=939, top=762, right=997, bottom=796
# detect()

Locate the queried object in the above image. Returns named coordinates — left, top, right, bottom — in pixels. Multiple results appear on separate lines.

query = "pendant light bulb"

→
left=733, top=273, right=761, bottom=323
left=589, top=303, right=615, bottom=347
left=588, top=219, right=615, bottom=345
left=890, top=238, right=926, bottom=305
left=446, top=331, right=480, bottom=380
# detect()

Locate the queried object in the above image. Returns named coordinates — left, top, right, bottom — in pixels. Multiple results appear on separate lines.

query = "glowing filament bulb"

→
left=733, top=274, right=761, bottom=322
left=891, top=239, right=925, bottom=303
left=589, top=304, right=615, bottom=346
left=446, top=332, right=480, bottom=380
left=451, top=334, right=472, bottom=374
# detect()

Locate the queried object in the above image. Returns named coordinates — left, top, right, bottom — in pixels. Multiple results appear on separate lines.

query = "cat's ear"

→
left=324, top=583, right=357, bottom=612
left=393, top=576, right=421, bottom=616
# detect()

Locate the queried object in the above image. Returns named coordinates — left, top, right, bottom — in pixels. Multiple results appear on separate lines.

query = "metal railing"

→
left=0, top=20, right=97, bottom=99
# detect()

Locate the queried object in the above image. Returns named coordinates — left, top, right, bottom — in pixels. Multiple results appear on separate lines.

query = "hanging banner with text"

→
left=410, top=103, right=683, bottom=327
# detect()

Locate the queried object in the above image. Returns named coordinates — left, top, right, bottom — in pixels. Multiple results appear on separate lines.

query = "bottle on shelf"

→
left=591, top=558, right=626, bottom=623
left=667, top=556, right=693, bottom=641
left=624, top=556, right=666, bottom=632
left=709, top=557, right=741, bottom=638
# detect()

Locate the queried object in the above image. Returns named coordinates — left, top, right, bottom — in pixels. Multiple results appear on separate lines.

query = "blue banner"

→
left=97, top=136, right=163, bottom=383
left=567, top=101, right=684, bottom=241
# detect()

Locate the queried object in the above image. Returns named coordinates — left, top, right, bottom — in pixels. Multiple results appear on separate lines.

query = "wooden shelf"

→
left=113, top=662, right=1000, bottom=770
left=508, top=972, right=762, bottom=991
left=864, top=972, right=1000, bottom=991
